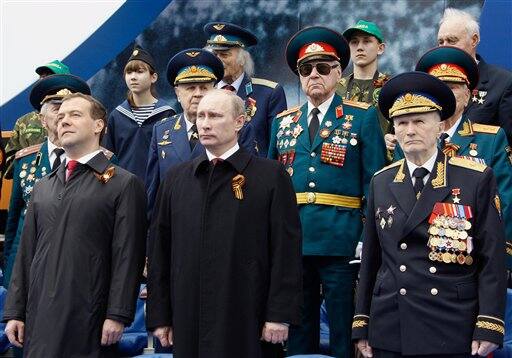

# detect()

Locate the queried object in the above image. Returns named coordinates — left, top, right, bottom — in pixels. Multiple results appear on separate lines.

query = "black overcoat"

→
left=352, top=151, right=506, bottom=355
left=3, top=152, right=147, bottom=357
left=146, top=149, right=302, bottom=358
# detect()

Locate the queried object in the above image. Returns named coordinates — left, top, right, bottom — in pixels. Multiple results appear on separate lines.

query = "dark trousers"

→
left=373, top=348, right=474, bottom=357
left=287, top=256, right=358, bottom=358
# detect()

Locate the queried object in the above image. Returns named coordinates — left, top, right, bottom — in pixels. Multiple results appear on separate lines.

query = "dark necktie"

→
left=211, top=158, right=224, bottom=166
left=412, top=167, right=429, bottom=199
left=190, top=124, right=199, bottom=150
left=52, top=148, right=65, bottom=171
left=66, top=160, right=79, bottom=181
left=222, top=84, right=236, bottom=92
left=439, top=132, right=449, bottom=148
left=309, top=108, right=320, bottom=143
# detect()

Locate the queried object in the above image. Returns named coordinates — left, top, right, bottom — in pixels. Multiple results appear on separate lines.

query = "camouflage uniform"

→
left=4, top=111, right=47, bottom=178
left=336, top=71, right=390, bottom=135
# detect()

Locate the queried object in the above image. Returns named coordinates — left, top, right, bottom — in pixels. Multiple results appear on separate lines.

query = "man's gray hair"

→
left=237, top=48, right=255, bottom=78
left=440, top=8, right=480, bottom=40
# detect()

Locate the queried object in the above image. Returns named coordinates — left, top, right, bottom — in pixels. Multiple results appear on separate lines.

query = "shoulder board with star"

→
left=276, top=106, right=301, bottom=118
left=251, top=77, right=278, bottom=89
left=471, top=123, right=500, bottom=135
left=342, top=99, right=371, bottom=110
left=449, top=156, right=487, bottom=172
left=99, top=146, right=114, bottom=160
left=373, top=159, right=404, bottom=176
left=15, top=143, right=42, bottom=159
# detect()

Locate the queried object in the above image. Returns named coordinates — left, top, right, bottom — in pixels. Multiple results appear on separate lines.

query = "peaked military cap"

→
left=127, top=45, right=156, bottom=69
left=343, top=20, right=384, bottom=43
left=415, top=46, right=479, bottom=91
left=203, top=22, right=258, bottom=49
left=30, top=74, right=91, bottom=111
left=286, top=26, right=350, bottom=74
left=379, top=71, right=456, bottom=121
left=167, top=48, right=224, bottom=86
left=35, top=60, right=70, bottom=76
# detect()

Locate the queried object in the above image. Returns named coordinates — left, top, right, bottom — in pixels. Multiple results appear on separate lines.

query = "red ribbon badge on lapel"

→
left=335, top=105, right=343, bottom=118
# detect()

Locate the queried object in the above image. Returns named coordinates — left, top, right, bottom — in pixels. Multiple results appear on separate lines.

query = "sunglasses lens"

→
left=298, top=64, right=313, bottom=77
left=316, top=63, right=332, bottom=75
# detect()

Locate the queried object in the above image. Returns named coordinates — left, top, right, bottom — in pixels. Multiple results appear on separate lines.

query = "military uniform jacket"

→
left=3, top=153, right=146, bottom=357
left=465, top=54, right=512, bottom=143
left=352, top=152, right=506, bottom=355
left=236, top=74, right=287, bottom=157
left=394, top=118, right=512, bottom=269
left=4, top=111, right=47, bottom=179
left=146, top=149, right=302, bottom=358
left=145, top=113, right=258, bottom=217
left=103, top=99, right=175, bottom=182
left=4, top=142, right=50, bottom=287
left=268, top=94, right=386, bottom=256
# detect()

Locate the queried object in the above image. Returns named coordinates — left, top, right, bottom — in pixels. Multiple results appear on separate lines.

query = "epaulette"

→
left=342, top=99, right=371, bottom=110
left=471, top=123, right=500, bottom=135
left=15, top=143, right=42, bottom=159
left=373, top=159, right=404, bottom=176
left=100, top=146, right=114, bottom=160
left=251, top=77, right=278, bottom=89
left=449, top=156, right=487, bottom=172
left=276, top=106, right=301, bottom=118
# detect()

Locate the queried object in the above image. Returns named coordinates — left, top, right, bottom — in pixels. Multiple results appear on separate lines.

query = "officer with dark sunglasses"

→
left=268, top=26, right=386, bottom=357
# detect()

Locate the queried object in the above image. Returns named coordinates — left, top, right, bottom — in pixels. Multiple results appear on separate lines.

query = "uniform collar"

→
left=217, top=72, right=245, bottom=92
left=406, top=149, right=438, bottom=178
left=444, top=115, right=463, bottom=140
left=307, top=93, right=335, bottom=117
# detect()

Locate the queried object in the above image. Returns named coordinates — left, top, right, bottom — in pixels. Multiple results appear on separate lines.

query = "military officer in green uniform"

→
left=336, top=20, right=390, bottom=134
left=386, top=46, right=512, bottom=270
left=3, top=74, right=91, bottom=288
left=268, top=26, right=386, bottom=357
left=354, top=71, right=505, bottom=357
left=4, top=60, right=70, bottom=178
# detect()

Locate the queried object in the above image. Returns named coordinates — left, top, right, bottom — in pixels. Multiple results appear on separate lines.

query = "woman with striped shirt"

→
left=103, top=45, right=175, bottom=182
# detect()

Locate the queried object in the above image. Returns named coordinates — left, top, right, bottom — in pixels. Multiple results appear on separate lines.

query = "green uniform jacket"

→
left=4, top=111, right=47, bottom=179
left=268, top=94, right=386, bottom=256
left=394, top=118, right=512, bottom=268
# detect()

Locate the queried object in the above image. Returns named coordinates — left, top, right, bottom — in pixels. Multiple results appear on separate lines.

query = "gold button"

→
left=306, top=192, right=316, bottom=204
left=400, top=265, right=406, bottom=272
left=431, top=288, right=438, bottom=295
left=429, top=266, right=437, bottom=274
left=400, top=243, right=407, bottom=250
left=309, top=167, right=315, bottom=172
left=400, top=288, right=407, bottom=295
left=309, top=182, right=316, bottom=188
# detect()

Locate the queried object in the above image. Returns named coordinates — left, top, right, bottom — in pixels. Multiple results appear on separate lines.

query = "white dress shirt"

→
left=217, top=73, right=245, bottom=93
left=406, top=150, right=438, bottom=186
left=306, top=94, right=335, bottom=126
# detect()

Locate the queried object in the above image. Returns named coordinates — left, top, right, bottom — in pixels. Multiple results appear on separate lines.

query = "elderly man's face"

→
left=196, top=91, right=244, bottom=154
left=299, top=59, right=341, bottom=104
left=437, top=19, right=477, bottom=55
left=213, top=47, right=243, bottom=83
left=393, top=111, right=443, bottom=157
left=175, top=81, right=215, bottom=120
left=445, top=82, right=470, bottom=115
left=40, top=101, right=61, bottom=144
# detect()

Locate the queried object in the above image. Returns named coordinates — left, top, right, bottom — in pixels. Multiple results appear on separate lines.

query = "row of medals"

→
left=428, top=214, right=473, bottom=265
left=20, top=161, right=46, bottom=181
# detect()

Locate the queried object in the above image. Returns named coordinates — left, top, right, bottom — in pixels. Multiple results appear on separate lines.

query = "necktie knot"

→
left=54, top=148, right=65, bottom=157
left=221, top=84, right=236, bottom=92
left=412, top=167, right=429, bottom=199
left=52, top=148, right=65, bottom=170
left=66, top=160, right=79, bottom=181
left=211, top=158, right=224, bottom=165
left=311, top=107, right=320, bottom=116
left=439, top=133, right=449, bottom=146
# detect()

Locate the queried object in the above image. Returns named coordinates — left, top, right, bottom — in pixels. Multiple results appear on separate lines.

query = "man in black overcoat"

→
left=353, top=72, right=506, bottom=357
left=146, top=89, right=302, bottom=358
left=3, top=93, right=147, bottom=357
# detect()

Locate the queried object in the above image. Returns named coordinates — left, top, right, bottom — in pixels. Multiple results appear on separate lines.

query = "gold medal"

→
left=442, top=252, right=452, bottom=263
left=457, top=254, right=466, bottom=264
left=465, top=255, right=473, bottom=265
left=30, top=167, right=36, bottom=174
left=458, top=230, right=468, bottom=240
left=464, top=220, right=472, bottom=230
left=451, top=253, right=457, bottom=263
left=350, top=138, right=358, bottom=146
left=319, top=128, right=331, bottom=138
left=19, top=170, right=27, bottom=178
left=459, top=241, right=467, bottom=251
left=287, top=167, right=294, bottom=176
left=429, top=251, right=437, bottom=261
left=429, top=226, right=439, bottom=236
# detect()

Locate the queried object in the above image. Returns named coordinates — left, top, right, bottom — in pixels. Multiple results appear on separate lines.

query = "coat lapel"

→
left=311, top=95, right=344, bottom=153
left=388, top=160, right=416, bottom=217
left=401, top=152, right=451, bottom=239
left=168, top=115, right=191, bottom=162
left=237, top=74, right=251, bottom=99
left=450, top=118, right=473, bottom=154
left=295, top=103, right=311, bottom=151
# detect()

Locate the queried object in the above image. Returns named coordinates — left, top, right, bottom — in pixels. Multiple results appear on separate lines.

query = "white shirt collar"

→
left=47, top=139, right=65, bottom=167
left=406, top=150, right=438, bottom=183
left=307, top=93, right=335, bottom=125
left=217, top=73, right=245, bottom=93
left=205, top=143, right=240, bottom=161
left=65, top=149, right=102, bottom=165
left=183, top=114, right=194, bottom=133
left=444, top=115, right=463, bottom=141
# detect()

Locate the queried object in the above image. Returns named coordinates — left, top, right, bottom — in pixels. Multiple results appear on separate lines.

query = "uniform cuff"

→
left=473, top=315, right=504, bottom=346
left=352, top=314, right=370, bottom=340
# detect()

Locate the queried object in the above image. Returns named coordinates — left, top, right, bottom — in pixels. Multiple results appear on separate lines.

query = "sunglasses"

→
left=298, top=63, right=339, bottom=77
